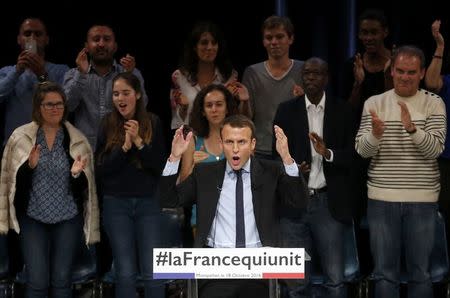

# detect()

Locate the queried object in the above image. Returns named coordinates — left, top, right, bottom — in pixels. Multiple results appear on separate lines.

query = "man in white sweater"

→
left=355, top=45, right=447, bottom=298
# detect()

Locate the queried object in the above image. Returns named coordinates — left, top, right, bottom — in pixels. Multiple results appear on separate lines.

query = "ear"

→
left=136, top=92, right=142, bottom=100
left=419, top=68, right=425, bottom=80
left=113, top=41, right=118, bottom=54
left=250, top=138, right=256, bottom=152
left=17, top=34, right=21, bottom=47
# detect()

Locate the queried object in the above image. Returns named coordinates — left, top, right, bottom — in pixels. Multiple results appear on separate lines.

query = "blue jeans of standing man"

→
left=19, top=214, right=82, bottom=298
left=280, top=192, right=347, bottom=298
left=103, top=196, right=166, bottom=298
left=367, top=199, right=437, bottom=298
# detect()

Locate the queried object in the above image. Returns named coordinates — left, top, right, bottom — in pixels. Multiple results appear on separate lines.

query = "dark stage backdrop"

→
left=1, top=0, right=448, bottom=141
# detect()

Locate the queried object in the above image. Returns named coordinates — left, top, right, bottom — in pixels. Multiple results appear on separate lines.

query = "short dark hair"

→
left=32, top=81, right=68, bottom=125
left=189, top=84, right=237, bottom=137
left=359, top=9, right=388, bottom=29
left=392, top=45, right=426, bottom=69
left=261, top=15, right=294, bottom=38
left=221, top=115, right=256, bottom=139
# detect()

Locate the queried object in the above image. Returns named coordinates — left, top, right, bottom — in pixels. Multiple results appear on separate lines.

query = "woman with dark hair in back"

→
left=170, top=21, right=249, bottom=131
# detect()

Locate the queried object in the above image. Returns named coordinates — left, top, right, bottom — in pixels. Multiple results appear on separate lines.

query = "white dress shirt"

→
left=305, top=94, right=333, bottom=189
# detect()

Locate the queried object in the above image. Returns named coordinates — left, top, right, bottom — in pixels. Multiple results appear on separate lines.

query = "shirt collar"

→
left=87, top=60, right=119, bottom=74
left=305, top=93, right=326, bottom=110
left=226, top=158, right=251, bottom=177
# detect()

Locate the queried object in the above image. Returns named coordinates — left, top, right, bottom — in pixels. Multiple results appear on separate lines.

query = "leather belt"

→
left=309, top=186, right=328, bottom=196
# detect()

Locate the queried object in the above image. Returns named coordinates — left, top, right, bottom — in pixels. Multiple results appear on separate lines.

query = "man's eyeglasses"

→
left=41, top=102, right=65, bottom=110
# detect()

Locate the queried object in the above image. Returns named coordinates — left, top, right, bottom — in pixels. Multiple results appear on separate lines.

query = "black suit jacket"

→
left=273, top=95, right=358, bottom=222
left=159, top=157, right=308, bottom=248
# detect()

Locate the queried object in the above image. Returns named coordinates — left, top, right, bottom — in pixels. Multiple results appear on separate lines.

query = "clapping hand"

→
left=293, top=84, right=304, bottom=97
left=120, top=54, right=136, bottom=72
left=28, top=145, right=41, bottom=169
left=353, top=53, right=365, bottom=85
left=193, top=145, right=209, bottom=164
left=370, top=109, right=385, bottom=139
left=309, top=132, right=330, bottom=159
left=76, top=48, right=89, bottom=74
left=397, top=101, right=415, bottom=132
left=71, top=155, right=87, bottom=177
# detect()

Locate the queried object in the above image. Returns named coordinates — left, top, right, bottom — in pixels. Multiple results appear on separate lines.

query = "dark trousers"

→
left=103, top=196, right=166, bottom=298
left=19, top=214, right=82, bottom=298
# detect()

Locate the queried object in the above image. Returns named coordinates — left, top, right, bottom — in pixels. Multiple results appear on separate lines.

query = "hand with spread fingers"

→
left=170, top=125, right=194, bottom=161
left=309, top=132, right=331, bottom=159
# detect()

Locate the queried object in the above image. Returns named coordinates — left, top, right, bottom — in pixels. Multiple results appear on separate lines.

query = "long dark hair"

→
left=179, top=21, right=233, bottom=84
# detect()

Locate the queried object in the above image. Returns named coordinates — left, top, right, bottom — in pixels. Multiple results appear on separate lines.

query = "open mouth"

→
left=231, top=156, right=240, bottom=167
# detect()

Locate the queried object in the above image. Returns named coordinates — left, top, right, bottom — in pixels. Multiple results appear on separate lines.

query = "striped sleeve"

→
left=355, top=101, right=380, bottom=158
left=409, top=100, right=446, bottom=158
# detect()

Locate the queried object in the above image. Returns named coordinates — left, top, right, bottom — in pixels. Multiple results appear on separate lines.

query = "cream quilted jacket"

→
left=0, top=121, right=100, bottom=244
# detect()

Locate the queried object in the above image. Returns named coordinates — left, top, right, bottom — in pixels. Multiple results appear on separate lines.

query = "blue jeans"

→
left=103, top=196, right=165, bottom=298
left=367, top=199, right=437, bottom=298
left=280, top=193, right=347, bottom=298
left=19, top=214, right=82, bottom=298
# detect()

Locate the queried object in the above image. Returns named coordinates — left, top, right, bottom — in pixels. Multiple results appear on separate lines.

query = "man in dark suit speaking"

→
left=159, top=114, right=308, bottom=297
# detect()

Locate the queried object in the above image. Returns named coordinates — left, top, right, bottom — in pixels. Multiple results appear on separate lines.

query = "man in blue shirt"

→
left=63, top=24, right=148, bottom=149
left=0, top=18, right=69, bottom=148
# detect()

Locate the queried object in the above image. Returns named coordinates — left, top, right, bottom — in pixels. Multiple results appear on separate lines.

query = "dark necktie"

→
left=235, top=169, right=245, bottom=248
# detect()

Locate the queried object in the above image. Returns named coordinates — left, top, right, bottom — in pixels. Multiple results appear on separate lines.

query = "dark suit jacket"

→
left=273, top=95, right=358, bottom=223
left=159, top=157, right=308, bottom=248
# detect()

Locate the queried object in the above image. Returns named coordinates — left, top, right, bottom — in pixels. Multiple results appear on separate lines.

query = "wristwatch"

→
left=38, top=73, right=48, bottom=82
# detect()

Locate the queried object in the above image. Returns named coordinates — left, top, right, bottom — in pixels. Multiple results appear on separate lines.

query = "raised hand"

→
left=71, top=155, right=87, bottom=177
left=76, top=48, right=89, bottom=74
left=170, top=125, right=194, bottom=161
left=397, top=101, right=415, bottom=132
left=28, top=145, right=41, bottom=169
left=274, top=125, right=293, bottom=165
left=309, top=132, right=330, bottom=159
left=431, top=20, right=444, bottom=48
left=353, top=53, right=365, bottom=85
left=370, top=109, right=385, bottom=139
left=120, top=54, right=136, bottom=72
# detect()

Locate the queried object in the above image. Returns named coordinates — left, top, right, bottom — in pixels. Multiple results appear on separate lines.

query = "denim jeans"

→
left=103, top=196, right=165, bottom=298
left=367, top=199, right=437, bottom=298
left=280, top=193, right=347, bottom=298
left=19, top=214, right=82, bottom=298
